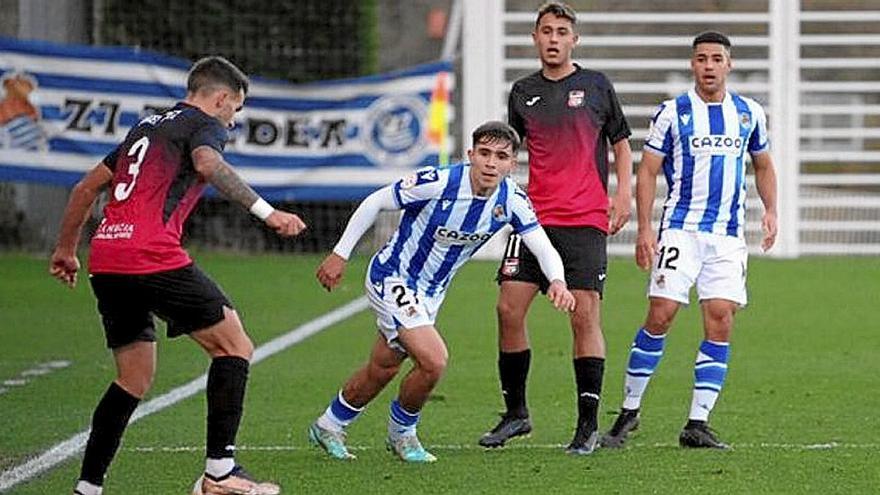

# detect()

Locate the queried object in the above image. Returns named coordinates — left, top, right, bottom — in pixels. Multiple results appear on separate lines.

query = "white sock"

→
left=688, top=388, right=720, bottom=422
left=205, top=457, right=235, bottom=478
left=622, top=375, right=651, bottom=410
left=75, top=480, right=103, bottom=495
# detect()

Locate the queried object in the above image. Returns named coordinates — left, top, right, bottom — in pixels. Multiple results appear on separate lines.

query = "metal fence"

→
left=463, top=0, right=880, bottom=257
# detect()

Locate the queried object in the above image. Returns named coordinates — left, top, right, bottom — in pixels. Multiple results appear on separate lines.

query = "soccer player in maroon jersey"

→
left=50, top=56, right=304, bottom=495
left=479, top=2, right=633, bottom=454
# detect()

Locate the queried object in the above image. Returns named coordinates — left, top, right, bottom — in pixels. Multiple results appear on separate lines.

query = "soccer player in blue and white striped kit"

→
left=602, top=32, right=778, bottom=449
left=309, top=121, right=576, bottom=462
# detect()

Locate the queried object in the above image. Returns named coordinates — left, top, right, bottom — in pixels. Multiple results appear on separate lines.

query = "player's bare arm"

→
left=752, top=151, right=779, bottom=251
left=609, top=138, right=634, bottom=235
left=192, top=145, right=306, bottom=237
left=49, top=162, right=113, bottom=288
left=635, top=151, right=664, bottom=270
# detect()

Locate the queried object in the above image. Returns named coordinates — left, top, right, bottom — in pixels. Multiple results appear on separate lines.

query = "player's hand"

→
left=609, top=191, right=632, bottom=235
left=316, top=252, right=347, bottom=291
left=49, top=249, right=80, bottom=288
left=266, top=210, right=307, bottom=237
left=635, top=228, right=657, bottom=271
left=761, top=210, right=778, bottom=252
left=546, top=280, right=576, bottom=313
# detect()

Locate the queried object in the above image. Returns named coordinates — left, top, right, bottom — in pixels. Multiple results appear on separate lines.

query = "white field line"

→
left=0, top=296, right=369, bottom=493
left=121, top=441, right=880, bottom=454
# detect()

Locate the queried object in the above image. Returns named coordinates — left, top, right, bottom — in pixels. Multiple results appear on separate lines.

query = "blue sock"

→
left=689, top=340, right=730, bottom=421
left=317, top=390, right=363, bottom=432
left=622, top=327, right=667, bottom=410
left=388, top=399, right=420, bottom=439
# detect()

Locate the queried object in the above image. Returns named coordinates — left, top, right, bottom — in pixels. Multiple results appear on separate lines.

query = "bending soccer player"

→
left=50, top=56, right=305, bottom=495
left=310, top=121, right=576, bottom=463
left=601, top=31, right=778, bottom=450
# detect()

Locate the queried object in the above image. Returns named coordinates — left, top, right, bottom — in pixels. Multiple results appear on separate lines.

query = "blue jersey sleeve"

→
left=392, top=167, right=445, bottom=208
left=643, top=101, right=675, bottom=156
left=508, top=184, right=539, bottom=234
left=748, top=102, right=770, bottom=154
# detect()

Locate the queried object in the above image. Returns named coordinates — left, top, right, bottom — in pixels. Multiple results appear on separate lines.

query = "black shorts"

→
left=89, top=264, right=233, bottom=349
left=496, top=226, right=608, bottom=295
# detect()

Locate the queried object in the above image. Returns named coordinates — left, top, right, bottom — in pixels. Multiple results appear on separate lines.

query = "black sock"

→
left=573, top=357, right=604, bottom=431
left=206, top=356, right=249, bottom=460
left=498, top=350, right=530, bottom=418
left=79, top=382, right=140, bottom=485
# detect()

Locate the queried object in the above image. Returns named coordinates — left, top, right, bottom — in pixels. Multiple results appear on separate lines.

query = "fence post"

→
left=461, top=0, right=504, bottom=158
left=769, top=0, right=801, bottom=257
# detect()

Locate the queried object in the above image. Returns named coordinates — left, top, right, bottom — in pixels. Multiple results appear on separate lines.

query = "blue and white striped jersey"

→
left=369, top=163, right=539, bottom=298
left=644, top=89, right=769, bottom=238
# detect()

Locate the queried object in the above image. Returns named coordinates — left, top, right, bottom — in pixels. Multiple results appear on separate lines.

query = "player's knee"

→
left=418, top=352, right=448, bottom=382
left=497, top=300, right=526, bottom=328
left=644, top=313, right=674, bottom=334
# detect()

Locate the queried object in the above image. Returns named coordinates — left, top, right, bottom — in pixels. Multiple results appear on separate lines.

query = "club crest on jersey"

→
left=740, top=112, right=751, bottom=128
left=492, top=204, right=507, bottom=222
left=567, top=90, right=585, bottom=108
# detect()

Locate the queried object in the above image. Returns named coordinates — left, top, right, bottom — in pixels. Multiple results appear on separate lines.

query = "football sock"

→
left=388, top=398, right=420, bottom=439
left=573, top=356, right=604, bottom=431
left=688, top=340, right=730, bottom=421
left=74, top=479, right=103, bottom=495
left=317, top=390, right=364, bottom=432
left=205, top=458, right=235, bottom=479
left=622, top=327, right=667, bottom=410
left=79, top=382, right=140, bottom=486
left=498, top=349, right=530, bottom=418
left=206, top=356, right=249, bottom=462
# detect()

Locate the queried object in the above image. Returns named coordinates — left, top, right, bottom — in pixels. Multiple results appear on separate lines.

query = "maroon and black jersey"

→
left=89, top=103, right=228, bottom=274
left=508, top=65, right=630, bottom=231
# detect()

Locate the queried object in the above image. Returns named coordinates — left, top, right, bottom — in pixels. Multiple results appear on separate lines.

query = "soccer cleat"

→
left=600, top=408, right=641, bottom=448
left=192, top=465, right=281, bottom=495
left=565, top=424, right=600, bottom=455
left=308, top=421, right=356, bottom=460
left=386, top=434, right=437, bottom=463
left=478, top=414, right=532, bottom=448
left=679, top=420, right=730, bottom=449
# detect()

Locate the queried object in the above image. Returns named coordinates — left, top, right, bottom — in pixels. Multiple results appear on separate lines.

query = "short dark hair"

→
left=472, top=121, right=521, bottom=154
left=187, top=56, right=249, bottom=96
left=693, top=31, right=732, bottom=49
left=536, top=2, right=576, bottom=28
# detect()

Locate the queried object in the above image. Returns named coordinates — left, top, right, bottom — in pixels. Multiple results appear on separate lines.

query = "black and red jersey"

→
left=508, top=65, right=630, bottom=231
left=89, top=102, right=228, bottom=274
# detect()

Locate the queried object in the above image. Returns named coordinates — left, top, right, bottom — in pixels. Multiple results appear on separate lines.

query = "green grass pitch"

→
left=1, top=253, right=878, bottom=494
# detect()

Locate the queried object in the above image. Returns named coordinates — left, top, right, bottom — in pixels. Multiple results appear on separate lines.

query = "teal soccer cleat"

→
left=386, top=434, right=437, bottom=463
left=309, top=421, right=356, bottom=460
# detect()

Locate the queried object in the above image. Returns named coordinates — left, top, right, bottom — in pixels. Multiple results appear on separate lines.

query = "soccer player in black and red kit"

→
left=50, top=56, right=304, bottom=495
left=479, top=2, right=633, bottom=454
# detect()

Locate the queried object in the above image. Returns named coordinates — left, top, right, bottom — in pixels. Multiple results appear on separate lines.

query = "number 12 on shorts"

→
left=657, top=245, right=679, bottom=270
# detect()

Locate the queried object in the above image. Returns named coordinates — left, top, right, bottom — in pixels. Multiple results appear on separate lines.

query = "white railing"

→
left=462, top=0, right=880, bottom=257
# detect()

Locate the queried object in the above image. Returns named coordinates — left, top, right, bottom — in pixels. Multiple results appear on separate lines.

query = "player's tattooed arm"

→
left=192, top=145, right=259, bottom=208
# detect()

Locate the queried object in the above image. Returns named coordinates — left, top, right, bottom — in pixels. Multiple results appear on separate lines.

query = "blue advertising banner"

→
left=0, top=37, right=453, bottom=200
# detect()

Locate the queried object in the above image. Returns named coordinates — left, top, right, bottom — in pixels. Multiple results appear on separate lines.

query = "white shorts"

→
left=365, top=273, right=443, bottom=351
left=647, top=229, right=748, bottom=306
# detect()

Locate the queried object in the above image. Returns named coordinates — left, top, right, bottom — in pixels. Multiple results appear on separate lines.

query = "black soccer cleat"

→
left=479, top=414, right=532, bottom=448
left=600, top=408, right=641, bottom=448
left=679, top=420, right=730, bottom=449
left=566, top=423, right=600, bottom=455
